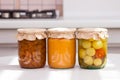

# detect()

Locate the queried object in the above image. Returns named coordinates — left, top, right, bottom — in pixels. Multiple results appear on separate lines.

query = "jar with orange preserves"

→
left=17, top=29, right=47, bottom=68
left=76, top=28, right=108, bottom=69
left=47, top=28, right=76, bottom=69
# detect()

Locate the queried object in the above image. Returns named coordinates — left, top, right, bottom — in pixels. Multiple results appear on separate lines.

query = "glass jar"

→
left=13, top=12, right=20, bottom=18
left=2, top=12, right=9, bottom=18
left=76, top=28, right=108, bottom=69
left=47, top=28, right=76, bottom=69
left=17, top=29, right=47, bottom=68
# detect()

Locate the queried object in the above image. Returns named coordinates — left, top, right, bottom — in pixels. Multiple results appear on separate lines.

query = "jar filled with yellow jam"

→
left=17, top=29, right=47, bottom=68
left=47, top=28, right=76, bottom=69
left=76, top=28, right=108, bottom=69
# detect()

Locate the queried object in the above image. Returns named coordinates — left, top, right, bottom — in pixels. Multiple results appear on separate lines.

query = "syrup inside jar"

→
left=17, top=29, right=46, bottom=68
left=76, top=28, right=108, bottom=69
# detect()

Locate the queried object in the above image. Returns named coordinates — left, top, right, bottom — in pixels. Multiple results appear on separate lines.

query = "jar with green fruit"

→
left=76, top=28, right=108, bottom=69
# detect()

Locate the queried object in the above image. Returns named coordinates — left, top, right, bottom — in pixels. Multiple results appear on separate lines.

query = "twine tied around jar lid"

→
left=76, top=28, right=108, bottom=40
left=17, top=29, right=47, bottom=41
left=47, top=28, right=76, bottom=39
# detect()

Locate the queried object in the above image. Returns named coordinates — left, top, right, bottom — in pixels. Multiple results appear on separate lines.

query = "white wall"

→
left=64, top=0, right=120, bottom=18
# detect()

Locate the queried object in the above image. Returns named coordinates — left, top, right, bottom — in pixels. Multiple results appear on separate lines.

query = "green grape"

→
left=103, top=41, right=107, bottom=54
left=94, top=58, right=102, bottom=66
left=79, top=48, right=86, bottom=59
left=86, top=48, right=95, bottom=56
left=84, top=56, right=93, bottom=65
left=102, top=38, right=107, bottom=42
left=82, top=40, right=91, bottom=48
left=92, top=40, right=103, bottom=49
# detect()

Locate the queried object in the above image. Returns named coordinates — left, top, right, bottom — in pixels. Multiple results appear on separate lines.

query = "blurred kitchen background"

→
left=0, top=0, right=120, bottom=53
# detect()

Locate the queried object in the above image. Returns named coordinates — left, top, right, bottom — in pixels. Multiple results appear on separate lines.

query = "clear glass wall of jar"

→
left=76, top=28, right=108, bottom=69
left=17, top=29, right=47, bottom=68
left=47, top=28, right=76, bottom=69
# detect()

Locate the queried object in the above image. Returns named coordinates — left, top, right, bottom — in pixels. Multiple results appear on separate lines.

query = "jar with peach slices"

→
left=17, top=29, right=47, bottom=68
left=76, top=28, right=108, bottom=69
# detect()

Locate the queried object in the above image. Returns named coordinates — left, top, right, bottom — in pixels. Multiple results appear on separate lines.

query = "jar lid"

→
left=17, top=29, right=47, bottom=41
left=76, top=28, right=108, bottom=40
left=47, top=28, right=76, bottom=39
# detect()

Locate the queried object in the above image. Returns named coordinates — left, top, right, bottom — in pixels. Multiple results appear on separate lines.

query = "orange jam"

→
left=47, top=28, right=76, bottom=69
left=48, top=38, right=76, bottom=68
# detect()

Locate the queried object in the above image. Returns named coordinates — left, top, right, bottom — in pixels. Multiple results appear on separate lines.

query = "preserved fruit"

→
left=47, top=28, right=76, bottom=69
left=76, top=28, right=108, bottom=69
left=17, top=29, right=46, bottom=68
